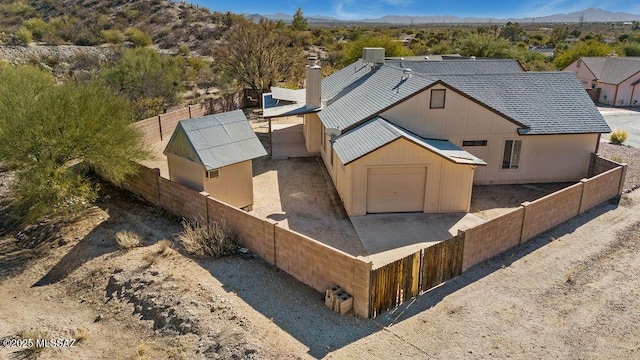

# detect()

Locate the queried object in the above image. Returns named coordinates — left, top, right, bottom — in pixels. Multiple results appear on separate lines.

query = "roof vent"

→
left=402, top=68, right=412, bottom=80
left=425, top=56, right=429, bottom=60
left=470, top=56, right=476, bottom=60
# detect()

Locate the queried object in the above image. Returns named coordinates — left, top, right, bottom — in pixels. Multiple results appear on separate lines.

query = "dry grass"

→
left=610, top=129, right=629, bottom=145
left=178, top=219, right=237, bottom=258
left=74, top=328, right=88, bottom=343
left=116, top=230, right=142, bottom=249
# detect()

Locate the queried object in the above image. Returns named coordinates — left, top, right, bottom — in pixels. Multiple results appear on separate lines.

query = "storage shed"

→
left=164, top=110, right=267, bottom=210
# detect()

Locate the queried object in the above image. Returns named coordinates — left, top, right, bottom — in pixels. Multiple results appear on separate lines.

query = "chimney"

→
left=305, top=55, right=322, bottom=109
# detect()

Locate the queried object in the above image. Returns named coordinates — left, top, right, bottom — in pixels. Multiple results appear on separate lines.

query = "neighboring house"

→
left=528, top=45, right=555, bottom=57
left=164, top=110, right=267, bottom=210
left=264, top=49, right=610, bottom=216
left=563, top=56, right=640, bottom=107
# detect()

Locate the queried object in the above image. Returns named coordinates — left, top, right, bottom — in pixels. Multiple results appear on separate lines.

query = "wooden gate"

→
left=369, top=235, right=464, bottom=318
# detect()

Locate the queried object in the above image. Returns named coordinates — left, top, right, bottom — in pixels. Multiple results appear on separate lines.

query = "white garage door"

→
left=366, top=166, right=427, bottom=213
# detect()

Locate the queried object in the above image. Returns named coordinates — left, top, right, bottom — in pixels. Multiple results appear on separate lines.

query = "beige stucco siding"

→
left=381, top=84, right=598, bottom=184
left=203, top=160, right=254, bottom=209
left=303, top=113, right=322, bottom=153
left=597, top=83, right=618, bottom=106
left=616, top=73, right=640, bottom=107
left=339, top=138, right=474, bottom=216
left=167, top=153, right=205, bottom=191
left=564, top=60, right=597, bottom=89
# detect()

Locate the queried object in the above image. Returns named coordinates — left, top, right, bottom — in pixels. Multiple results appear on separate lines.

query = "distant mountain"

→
left=255, top=8, right=640, bottom=24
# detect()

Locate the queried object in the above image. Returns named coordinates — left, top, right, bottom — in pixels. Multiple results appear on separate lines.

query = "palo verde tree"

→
left=0, top=65, right=149, bottom=224
left=341, top=36, right=413, bottom=66
left=101, top=48, right=184, bottom=120
left=214, top=19, right=305, bottom=105
left=553, top=40, right=611, bottom=69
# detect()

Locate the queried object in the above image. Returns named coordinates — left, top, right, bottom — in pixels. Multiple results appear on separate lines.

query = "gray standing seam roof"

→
left=580, top=57, right=640, bottom=85
left=164, top=110, right=267, bottom=170
left=384, top=59, right=524, bottom=75
left=333, top=117, right=486, bottom=166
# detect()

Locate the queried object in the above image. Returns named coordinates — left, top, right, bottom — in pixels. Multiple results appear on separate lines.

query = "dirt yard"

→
left=1, top=163, right=640, bottom=358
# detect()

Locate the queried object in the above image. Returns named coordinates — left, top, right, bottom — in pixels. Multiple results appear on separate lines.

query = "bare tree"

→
left=214, top=19, right=305, bottom=105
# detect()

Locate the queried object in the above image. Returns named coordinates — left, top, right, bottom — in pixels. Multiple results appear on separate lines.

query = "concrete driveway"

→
left=351, top=212, right=485, bottom=268
left=599, top=107, right=640, bottom=148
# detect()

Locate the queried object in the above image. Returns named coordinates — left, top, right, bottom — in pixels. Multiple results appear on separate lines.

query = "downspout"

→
left=613, top=85, right=619, bottom=106
left=631, top=83, right=638, bottom=107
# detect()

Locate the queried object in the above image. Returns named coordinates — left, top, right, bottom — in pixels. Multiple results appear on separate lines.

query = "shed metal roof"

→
left=164, top=110, right=267, bottom=170
left=333, top=117, right=486, bottom=166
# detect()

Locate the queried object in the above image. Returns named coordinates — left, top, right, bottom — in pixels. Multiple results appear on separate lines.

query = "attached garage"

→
left=331, top=117, right=486, bottom=216
left=366, top=166, right=427, bottom=213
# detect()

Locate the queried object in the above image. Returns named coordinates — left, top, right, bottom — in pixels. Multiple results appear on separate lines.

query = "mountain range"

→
left=248, top=8, right=640, bottom=24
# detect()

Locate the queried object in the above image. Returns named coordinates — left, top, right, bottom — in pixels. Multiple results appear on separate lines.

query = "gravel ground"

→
left=598, top=142, right=640, bottom=192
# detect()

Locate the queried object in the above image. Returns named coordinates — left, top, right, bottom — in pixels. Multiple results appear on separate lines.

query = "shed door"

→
left=366, top=166, right=426, bottom=213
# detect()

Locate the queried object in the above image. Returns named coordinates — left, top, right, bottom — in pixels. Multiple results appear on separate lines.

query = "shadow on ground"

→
left=32, top=188, right=181, bottom=287
left=373, top=198, right=620, bottom=327
left=201, top=256, right=381, bottom=358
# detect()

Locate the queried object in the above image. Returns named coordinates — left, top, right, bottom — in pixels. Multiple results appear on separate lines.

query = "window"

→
left=430, top=89, right=446, bottom=109
left=206, top=169, right=219, bottom=178
left=462, top=140, right=488, bottom=147
left=502, top=140, right=522, bottom=170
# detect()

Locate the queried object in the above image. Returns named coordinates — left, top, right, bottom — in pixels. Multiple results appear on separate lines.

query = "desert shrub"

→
left=610, top=129, right=628, bottom=145
left=115, top=230, right=142, bottom=249
left=178, top=219, right=237, bottom=258
left=125, top=27, right=152, bottom=47
left=101, top=29, right=124, bottom=44
left=15, top=27, right=32, bottom=44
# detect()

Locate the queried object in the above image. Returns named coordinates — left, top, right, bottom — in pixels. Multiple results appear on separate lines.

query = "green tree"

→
left=290, top=8, right=308, bottom=31
left=101, top=48, right=184, bottom=119
left=341, top=36, right=413, bottom=65
left=214, top=19, right=305, bottom=104
left=0, top=66, right=149, bottom=223
left=454, top=32, right=515, bottom=58
left=553, top=40, right=611, bottom=69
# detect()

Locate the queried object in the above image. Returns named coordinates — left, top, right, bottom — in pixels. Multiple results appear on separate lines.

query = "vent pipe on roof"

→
left=470, top=56, right=476, bottom=60
left=305, top=55, right=322, bottom=109
left=402, top=68, right=412, bottom=80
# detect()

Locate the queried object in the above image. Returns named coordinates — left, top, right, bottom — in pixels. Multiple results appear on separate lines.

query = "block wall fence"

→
left=125, top=100, right=626, bottom=318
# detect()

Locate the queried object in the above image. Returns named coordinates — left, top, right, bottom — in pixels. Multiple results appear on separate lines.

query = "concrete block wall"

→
left=206, top=196, right=276, bottom=264
left=590, top=153, right=622, bottom=176
left=274, top=225, right=371, bottom=317
left=159, top=107, right=191, bottom=140
left=580, top=167, right=624, bottom=213
left=131, top=116, right=162, bottom=144
left=157, top=177, right=207, bottom=222
left=521, top=183, right=583, bottom=243
left=121, top=164, right=160, bottom=204
left=461, top=207, right=524, bottom=272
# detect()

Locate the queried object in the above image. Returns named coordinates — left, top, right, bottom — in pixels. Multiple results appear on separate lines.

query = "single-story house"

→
left=164, top=110, right=267, bottom=210
left=563, top=56, right=640, bottom=106
left=264, top=49, right=610, bottom=216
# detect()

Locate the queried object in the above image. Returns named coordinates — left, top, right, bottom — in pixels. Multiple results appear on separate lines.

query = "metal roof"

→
left=385, top=59, right=524, bottom=74
left=333, top=117, right=486, bottom=166
left=262, top=93, right=318, bottom=118
left=579, top=57, right=640, bottom=85
left=319, top=65, right=437, bottom=131
left=270, top=87, right=306, bottom=103
left=164, top=110, right=267, bottom=170
left=439, top=72, right=611, bottom=135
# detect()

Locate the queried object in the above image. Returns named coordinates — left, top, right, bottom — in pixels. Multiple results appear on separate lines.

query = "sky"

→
left=186, top=0, right=640, bottom=20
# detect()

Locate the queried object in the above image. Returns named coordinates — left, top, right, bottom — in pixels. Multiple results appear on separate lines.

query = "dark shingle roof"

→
left=580, top=57, right=640, bottom=84
left=164, top=110, right=267, bottom=170
left=439, top=72, right=611, bottom=134
left=385, top=59, right=524, bottom=75
left=333, top=117, right=486, bottom=165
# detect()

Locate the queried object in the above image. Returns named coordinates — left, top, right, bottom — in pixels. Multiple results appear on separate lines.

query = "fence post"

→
left=354, top=256, right=373, bottom=318
left=199, top=192, right=210, bottom=225
left=578, top=178, right=589, bottom=214
left=618, top=164, right=627, bottom=195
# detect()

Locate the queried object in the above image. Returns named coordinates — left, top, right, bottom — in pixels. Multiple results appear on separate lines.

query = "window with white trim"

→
left=430, top=89, right=446, bottom=109
left=502, top=140, right=522, bottom=170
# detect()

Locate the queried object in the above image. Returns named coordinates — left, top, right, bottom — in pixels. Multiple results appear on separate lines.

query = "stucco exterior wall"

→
left=598, top=83, right=619, bottom=105
left=203, top=160, right=254, bottom=209
left=381, top=84, right=598, bottom=184
left=616, top=73, right=640, bottom=107
left=564, top=59, right=597, bottom=89
left=303, top=113, right=322, bottom=153
left=338, top=138, right=474, bottom=216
